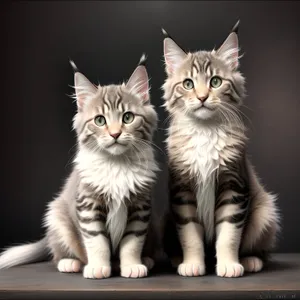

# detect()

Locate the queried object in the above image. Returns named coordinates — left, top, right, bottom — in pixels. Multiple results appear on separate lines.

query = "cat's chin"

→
left=191, top=107, right=216, bottom=121
left=105, top=143, right=128, bottom=156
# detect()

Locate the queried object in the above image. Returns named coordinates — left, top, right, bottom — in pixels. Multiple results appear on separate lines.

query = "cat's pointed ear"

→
left=162, top=28, right=187, bottom=75
left=125, top=54, right=150, bottom=102
left=70, top=60, right=97, bottom=110
left=216, top=20, right=240, bottom=70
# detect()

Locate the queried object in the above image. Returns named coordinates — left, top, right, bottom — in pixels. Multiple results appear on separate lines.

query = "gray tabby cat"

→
left=162, top=22, right=280, bottom=277
left=0, top=55, right=159, bottom=279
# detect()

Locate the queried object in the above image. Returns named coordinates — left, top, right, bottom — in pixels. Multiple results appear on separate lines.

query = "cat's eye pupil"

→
left=94, top=115, right=106, bottom=126
left=183, top=79, right=194, bottom=90
left=123, top=112, right=134, bottom=124
left=210, top=76, right=222, bottom=88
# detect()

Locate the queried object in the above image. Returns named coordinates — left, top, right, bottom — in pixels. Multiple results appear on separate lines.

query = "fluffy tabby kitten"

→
left=0, top=55, right=159, bottom=279
left=162, top=22, right=280, bottom=277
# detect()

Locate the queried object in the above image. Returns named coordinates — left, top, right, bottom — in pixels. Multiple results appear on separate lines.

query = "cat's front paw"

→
left=216, top=261, right=244, bottom=277
left=178, top=262, right=206, bottom=277
left=83, top=264, right=111, bottom=279
left=121, top=264, right=148, bottom=278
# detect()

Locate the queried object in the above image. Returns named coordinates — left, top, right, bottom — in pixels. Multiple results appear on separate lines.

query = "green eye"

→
left=123, top=112, right=135, bottom=124
left=210, top=76, right=222, bottom=88
left=94, top=115, right=106, bottom=126
left=183, top=79, right=194, bottom=90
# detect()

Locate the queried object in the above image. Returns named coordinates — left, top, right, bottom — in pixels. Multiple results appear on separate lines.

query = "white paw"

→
left=57, top=259, right=82, bottom=273
left=178, top=262, right=206, bottom=277
left=240, top=256, right=263, bottom=273
left=142, top=257, right=154, bottom=270
left=121, top=264, right=148, bottom=278
left=216, top=261, right=244, bottom=277
left=83, top=264, right=111, bottom=279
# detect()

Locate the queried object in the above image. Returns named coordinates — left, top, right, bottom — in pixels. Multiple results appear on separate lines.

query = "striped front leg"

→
left=76, top=195, right=111, bottom=279
left=172, top=189, right=206, bottom=277
left=120, top=202, right=151, bottom=278
left=215, top=169, right=249, bottom=278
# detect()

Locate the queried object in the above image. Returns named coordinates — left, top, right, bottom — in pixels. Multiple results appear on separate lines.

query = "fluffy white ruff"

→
left=74, top=146, right=158, bottom=252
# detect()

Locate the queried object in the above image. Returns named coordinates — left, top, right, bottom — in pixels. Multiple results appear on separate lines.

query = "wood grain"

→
left=0, top=254, right=299, bottom=299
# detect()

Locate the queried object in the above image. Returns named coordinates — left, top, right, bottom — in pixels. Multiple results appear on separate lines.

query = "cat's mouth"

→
left=193, top=105, right=213, bottom=112
left=107, top=140, right=127, bottom=148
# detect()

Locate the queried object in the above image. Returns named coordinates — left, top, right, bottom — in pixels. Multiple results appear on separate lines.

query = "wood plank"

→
left=0, top=254, right=299, bottom=299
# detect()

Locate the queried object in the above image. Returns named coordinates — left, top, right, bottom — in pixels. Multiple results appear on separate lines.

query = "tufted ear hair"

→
left=70, top=60, right=97, bottom=111
left=162, top=28, right=188, bottom=75
left=215, top=20, right=240, bottom=70
left=126, top=54, right=150, bottom=102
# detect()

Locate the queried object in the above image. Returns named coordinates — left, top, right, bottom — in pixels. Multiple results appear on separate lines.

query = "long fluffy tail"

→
left=0, top=238, right=48, bottom=269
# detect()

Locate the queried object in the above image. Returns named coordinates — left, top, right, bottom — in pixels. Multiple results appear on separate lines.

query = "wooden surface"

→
left=0, top=254, right=299, bottom=299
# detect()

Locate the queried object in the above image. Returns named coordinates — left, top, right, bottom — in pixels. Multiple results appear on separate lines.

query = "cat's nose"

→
left=197, top=94, right=208, bottom=102
left=110, top=131, right=122, bottom=140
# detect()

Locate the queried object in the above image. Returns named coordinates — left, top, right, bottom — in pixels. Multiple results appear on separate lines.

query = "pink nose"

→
left=110, top=132, right=121, bottom=139
left=197, top=95, right=208, bottom=102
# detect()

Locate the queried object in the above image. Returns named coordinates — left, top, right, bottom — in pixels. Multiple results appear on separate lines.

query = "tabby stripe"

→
left=136, top=129, right=146, bottom=139
left=76, top=195, right=95, bottom=204
left=77, top=212, right=106, bottom=223
left=224, top=92, right=239, bottom=103
left=204, top=60, right=211, bottom=74
left=172, top=197, right=197, bottom=207
left=216, top=212, right=246, bottom=226
left=229, top=174, right=246, bottom=187
left=93, top=205, right=107, bottom=214
left=76, top=202, right=94, bottom=211
left=122, top=228, right=148, bottom=239
left=80, top=226, right=108, bottom=238
left=135, top=113, right=152, bottom=128
left=226, top=79, right=241, bottom=97
left=114, top=94, right=122, bottom=109
left=218, top=181, right=248, bottom=195
left=216, top=195, right=247, bottom=209
left=192, top=61, right=199, bottom=75
left=170, top=82, right=182, bottom=99
left=171, top=96, right=183, bottom=108
left=129, top=204, right=151, bottom=215
left=240, top=199, right=249, bottom=210
left=79, top=117, right=94, bottom=135
left=173, top=212, right=198, bottom=225
left=128, top=213, right=150, bottom=223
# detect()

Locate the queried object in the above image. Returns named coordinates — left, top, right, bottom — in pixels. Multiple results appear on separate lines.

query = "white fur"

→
left=169, top=118, right=236, bottom=242
left=0, top=238, right=47, bottom=269
left=74, top=146, right=158, bottom=253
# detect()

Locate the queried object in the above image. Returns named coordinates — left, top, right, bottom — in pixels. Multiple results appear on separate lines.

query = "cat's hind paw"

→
left=178, top=262, right=206, bottom=277
left=83, top=264, right=111, bottom=279
left=142, top=257, right=154, bottom=270
left=121, top=264, right=148, bottom=278
left=216, top=261, right=244, bottom=277
left=57, top=259, right=82, bottom=273
left=240, top=256, right=263, bottom=273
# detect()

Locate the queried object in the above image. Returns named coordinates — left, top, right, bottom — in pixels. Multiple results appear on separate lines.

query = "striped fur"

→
left=162, top=23, right=280, bottom=277
left=0, top=57, right=159, bottom=279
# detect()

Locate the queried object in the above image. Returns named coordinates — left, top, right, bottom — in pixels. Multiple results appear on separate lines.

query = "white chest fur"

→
left=74, top=147, right=158, bottom=252
left=169, top=123, right=236, bottom=242
left=74, top=148, right=157, bottom=201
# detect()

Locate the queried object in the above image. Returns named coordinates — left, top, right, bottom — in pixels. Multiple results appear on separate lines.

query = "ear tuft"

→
left=231, top=20, right=240, bottom=34
left=163, top=32, right=187, bottom=75
left=69, top=59, right=79, bottom=73
left=138, top=53, right=147, bottom=66
left=161, top=28, right=170, bottom=38
left=71, top=61, right=97, bottom=110
left=216, top=21, right=241, bottom=70
left=126, top=55, right=150, bottom=102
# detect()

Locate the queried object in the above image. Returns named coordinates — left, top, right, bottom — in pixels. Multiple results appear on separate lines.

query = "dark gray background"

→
left=1, top=1, right=299, bottom=253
